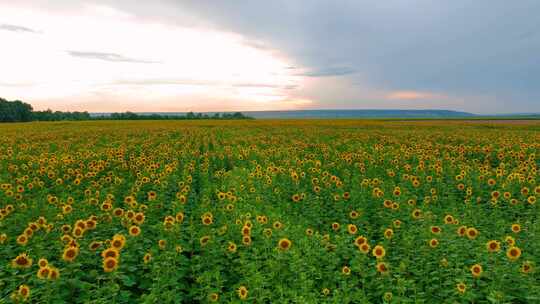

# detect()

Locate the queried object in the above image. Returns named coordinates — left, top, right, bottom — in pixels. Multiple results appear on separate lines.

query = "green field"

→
left=1, top=120, right=539, bottom=303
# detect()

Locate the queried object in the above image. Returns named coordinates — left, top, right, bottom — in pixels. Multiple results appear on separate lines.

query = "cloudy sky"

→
left=1, top=1, right=539, bottom=113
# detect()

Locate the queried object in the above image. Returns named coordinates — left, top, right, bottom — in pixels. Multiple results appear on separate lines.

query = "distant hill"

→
left=242, top=109, right=476, bottom=119
left=89, top=110, right=540, bottom=120
left=91, top=109, right=475, bottom=119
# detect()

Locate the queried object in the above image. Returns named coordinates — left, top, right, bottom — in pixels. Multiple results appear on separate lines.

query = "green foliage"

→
left=0, top=120, right=538, bottom=303
left=0, top=98, right=33, bottom=122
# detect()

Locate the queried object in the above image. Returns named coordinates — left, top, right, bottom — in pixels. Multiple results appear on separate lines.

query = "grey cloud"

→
left=67, top=51, right=159, bottom=63
left=299, top=67, right=356, bottom=77
left=6, top=0, right=540, bottom=112
left=106, top=0, right=539, bottom=112
left=0, top=23, right=39, bottom=33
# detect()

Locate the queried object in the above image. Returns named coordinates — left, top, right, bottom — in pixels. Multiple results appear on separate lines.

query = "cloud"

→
left=0, top=23, right=39, bottom=33
left=67, top=51, right=159, bottom=63
left=117, top=0, right=538, bottom=112
left=386, top=91, right=441, bottom=100
left=112, top=78, right=296, bottom=90
left=3, top=1, right=540, bottom=113
left=299, top=67, right=356, bottom=77
left=0, top=81, right=36, bottom=87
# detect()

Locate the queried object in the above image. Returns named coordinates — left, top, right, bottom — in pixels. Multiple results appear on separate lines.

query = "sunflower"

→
left=38, top=258, right=48, bottom=268
left=18, top=285, right=30, bottom=300
left=111, top=235, right=126, bottom=250
left=48, top=267, right=60, bottom=280
left=101, top=247, right=120, bottom=259
left=278, top=238, right=292, bottom=251
left=511, top=224, right=521, bottom=233
left=504, top=235, right=516, bottom=246
left=291, top=194, right=301, bottom=202
left=430, top=226, right=442, bottom=234
left=209, top=293, right=219, bottom=302
left=128, top=225, right=141, bottom=237
left=372, top=245, right=386, bottom=259
left=506, top=247, right=522, bottom=261
left=359, top=243, right=370, bottom=254
left=486, top=240, right=501, bottom=253
left=305, top=228, right=314, bottom=236
left=354, top=235, right=367, bottom=247
left=175, top=212, right=185, bottom=223
left=202, top=216, right=213, bottom=226
left=349, top=210, right=360, bottom=219
left=37, top=267, right=50, bottom=279
left=100, top=202, right=112, bottom=212
left=200, top=236, right=211, bottom=246
left=16, top=234, right=28, bottom=246
left=411, top=209, right=422, bottom=219
left=113, top=208, right=124, bottom=217
left=376, top=262, right=389, bottom=274
left=89, top=241, right=103, bottom=251
left=147, top=191, right=157, bottom=201
left=126, top=210, right=135, bottom=219
left=217, top=192, right=226, bottom=200
left=85, top=219, right=97, bottom=230
left=393, top=220, right=402, bottom=228
left=103, top=257, right=119, bottom=272
left=331, top=222, right=340, bottom=231
left=342, top=266, right=351, bottom=275
left=143, top=253, right=152, bottom=264
left=429, top=238, right=439, bottom=248
left=158, top=239, right=167, bottom=250
left=384, top=228, right=394, bottom=239
left=237, top=286, right=248, bottom=300
left=62, top=246, right=79, bottom=262
left=0, top=233, right=7, bottom=244
left=241, top=225, right=251, bottom=236
left=457, top=226, right=467, bottom=237
left=12, top=253, right=33, bottom=268
left=273, top=221, right=283, bottom=229
left=347, top=224, right=358, bottom=235
left=23, top=227, right=34, bottom=237
left=521, top=261, right=533, bottom=274
left=242, top=236, right=252, bottom=246
left=470, top=264, right=483, bottom=278
left=456, top=282, right=466, bottom=294
left=72, top=227, right=84, bottom=238
left=75, top=220, right=86, bottom=229
left=133, top=213, right=145, bottom=225
left=227, top=242, right=237, bottom=253
left=466, top=227, right=479, bottom=239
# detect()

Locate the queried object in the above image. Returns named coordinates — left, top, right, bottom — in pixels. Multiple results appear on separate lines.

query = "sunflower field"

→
left=0, top=120, right=539, bottom=303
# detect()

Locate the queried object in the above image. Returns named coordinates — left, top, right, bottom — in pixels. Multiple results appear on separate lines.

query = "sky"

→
left=1, top=1, right=539, bottom=114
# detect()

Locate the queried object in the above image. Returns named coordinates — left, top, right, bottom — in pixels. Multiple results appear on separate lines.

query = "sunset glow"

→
left=0, top=4, right=307, bottom=112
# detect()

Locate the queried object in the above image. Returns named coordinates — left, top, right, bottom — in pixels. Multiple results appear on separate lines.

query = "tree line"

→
left=0, top=97, right=252, bottom=122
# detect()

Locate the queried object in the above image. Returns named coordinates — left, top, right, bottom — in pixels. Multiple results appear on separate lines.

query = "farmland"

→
left=0, top=120, right=539, bottom=303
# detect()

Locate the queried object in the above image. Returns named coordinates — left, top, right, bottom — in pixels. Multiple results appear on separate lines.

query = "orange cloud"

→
left=386, top=91, right=440, bottom=100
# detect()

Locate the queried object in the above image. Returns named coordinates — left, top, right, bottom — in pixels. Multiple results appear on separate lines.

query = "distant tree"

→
left=0, top=98, right=33, bottom=122
left=0, top=97, right=253, bottom=122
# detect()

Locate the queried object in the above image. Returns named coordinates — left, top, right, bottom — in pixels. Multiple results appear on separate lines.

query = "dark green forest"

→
left=0, top=97, right=252, bottom=122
